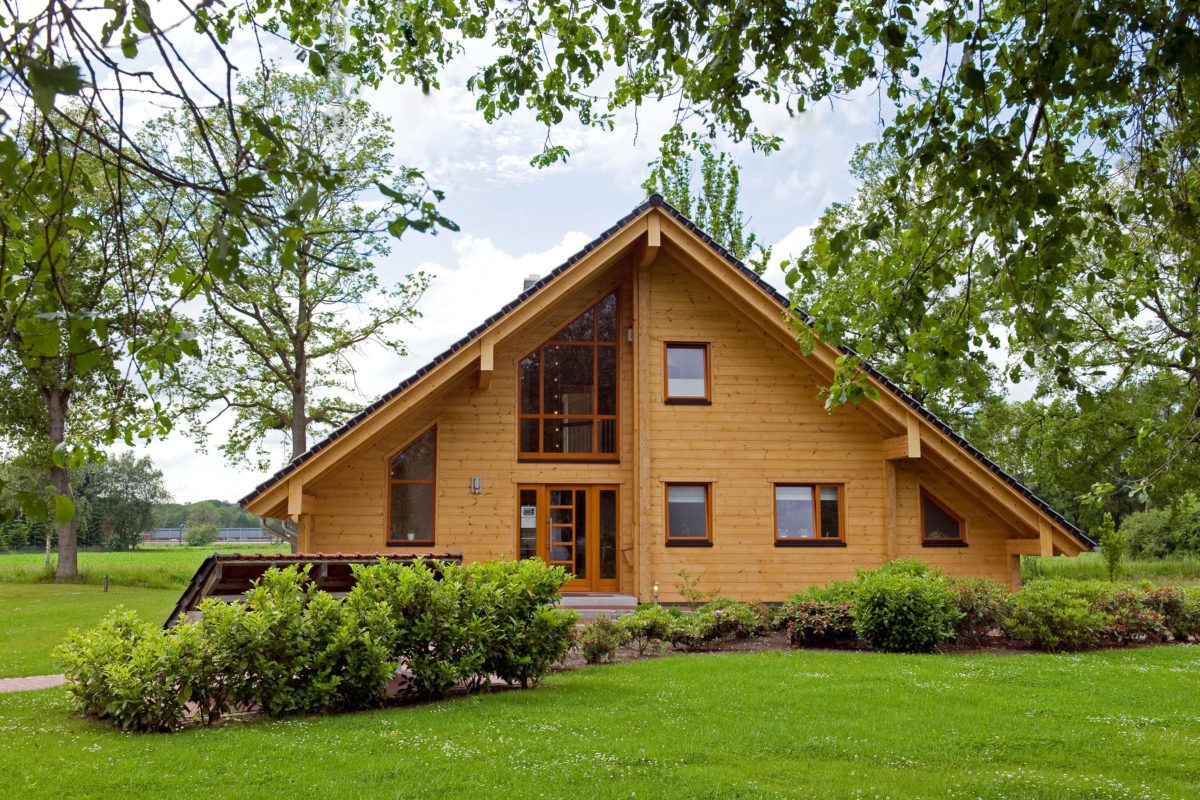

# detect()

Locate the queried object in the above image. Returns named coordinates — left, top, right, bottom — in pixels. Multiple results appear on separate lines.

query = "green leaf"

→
left=26, top=61, right=86, bottom=113
left=54, top=494, right=75, bottom=527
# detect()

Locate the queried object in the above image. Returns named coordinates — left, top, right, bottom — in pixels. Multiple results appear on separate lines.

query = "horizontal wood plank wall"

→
left=307, top=267, right=637, bottom=593
left=646, top=255, right=890, bottom=602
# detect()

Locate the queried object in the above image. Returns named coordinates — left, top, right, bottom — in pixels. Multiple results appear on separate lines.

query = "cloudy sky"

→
left=138, top=31, right=885, bottom=504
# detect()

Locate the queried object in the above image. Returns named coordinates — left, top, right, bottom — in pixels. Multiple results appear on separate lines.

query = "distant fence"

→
left=144, top=527, right=279, bottom=544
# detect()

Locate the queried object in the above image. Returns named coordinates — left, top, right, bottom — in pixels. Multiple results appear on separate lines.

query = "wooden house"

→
left=240, top=196, right=1093, bottom=602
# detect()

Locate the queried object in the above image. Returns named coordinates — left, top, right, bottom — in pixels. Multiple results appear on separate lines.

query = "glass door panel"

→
left=522, top=485, right=618, bottom=591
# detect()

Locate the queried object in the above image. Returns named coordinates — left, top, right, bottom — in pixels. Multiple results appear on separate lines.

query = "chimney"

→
left=523, top=274, right=540, bottom=291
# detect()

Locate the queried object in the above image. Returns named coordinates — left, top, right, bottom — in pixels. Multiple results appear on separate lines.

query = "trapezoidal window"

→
left=388, top=427, right=436, bottom=546
left=518, top=293, right=618, bottom=460
left=921, top=489, right=965, bottom=546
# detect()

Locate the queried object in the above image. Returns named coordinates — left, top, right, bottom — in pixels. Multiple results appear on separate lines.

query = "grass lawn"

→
left=0, top=583, right=180, bottom=678
left=1, top=647, right=1197, bottom=799
left=1023, top=552, right=1200, bottom=586
left=0, top=543, right=287, bottom=590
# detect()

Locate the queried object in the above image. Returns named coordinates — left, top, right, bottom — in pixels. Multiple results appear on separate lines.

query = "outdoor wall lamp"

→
left=470, top=476, right=483, bottom=495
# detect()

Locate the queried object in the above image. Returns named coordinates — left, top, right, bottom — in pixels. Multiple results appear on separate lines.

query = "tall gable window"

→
left=388, top=427, right=436, bottom=545
left=921, top=489, right=965, bottom=546
left=518, top=294, right=618, bottom=459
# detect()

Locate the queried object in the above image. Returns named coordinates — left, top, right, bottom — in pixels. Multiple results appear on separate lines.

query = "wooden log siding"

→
left=247, top=201, right=1089, bottom=603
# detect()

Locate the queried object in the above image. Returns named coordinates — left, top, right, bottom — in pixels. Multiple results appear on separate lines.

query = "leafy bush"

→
left=852, top=568, right=961, bottom=653
left=1121, top=508, right=1177, bottom=559
left=577, top=617, right=628, bottom=664
left=56, top=607, right=192, bottom=732
left=947, top=578, right=1009, bottom=647
left=863, top=558, right=934, bottom=579
left=779, top=600, right=855, bottom=647
left=1143, top=585, right=1200, bottom=642
left=1096, top=588, right=1168, bottom=644
left=465, top=559, right=576, bottom=687
left=699, top=598, right=768, bottom=639
left=621, top=605, right=675, bottom=655
left=1002, top=582, right=1113, bottom=651
left=793, top=579, right=859, bottom=607
left=183, top=523, right=219, bottom=547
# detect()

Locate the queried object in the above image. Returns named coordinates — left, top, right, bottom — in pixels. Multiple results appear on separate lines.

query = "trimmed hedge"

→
left=57, top=558, right=577, bottom=732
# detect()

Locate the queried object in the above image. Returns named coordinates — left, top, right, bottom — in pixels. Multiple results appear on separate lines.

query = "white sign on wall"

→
left=520, top=506, right=537, bottom=529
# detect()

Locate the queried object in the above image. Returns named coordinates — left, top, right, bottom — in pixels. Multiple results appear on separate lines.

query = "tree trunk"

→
left=46, top=388, right=78, bottom=581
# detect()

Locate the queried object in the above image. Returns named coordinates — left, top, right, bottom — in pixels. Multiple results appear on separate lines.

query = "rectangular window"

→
left=775, top=484, right=844, bottom=546
left=921, top=489, right=965, bottom=545
left=666, top=483, right=711, bottom=545
left=664, top=343, right=711, bottom=403
left=388, top=427, right=436, bottom=545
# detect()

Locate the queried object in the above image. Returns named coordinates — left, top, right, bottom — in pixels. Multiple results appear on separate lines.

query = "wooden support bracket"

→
left=639, top=214, right=661, bottom=267
left=882, top=412, right=921, bottom=460
left=478, top=337, right=494, bottom=389
left=288, top=479, right=316, bottom=519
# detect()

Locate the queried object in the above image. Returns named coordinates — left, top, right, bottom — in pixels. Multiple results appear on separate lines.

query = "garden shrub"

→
left=947, top=578, right=1009, bottom=647
left=578, top=616, right=628, bottom=664
left=1121, top=508, right=1177, bottom=559
left=183, top=523, right=219, bottom=547
left=1096, top=588, right=1169, bottom=644
left=56, top=608, right=192, bottom=732
left=698, top=598, right=768, bottom=639
left=464, top=559, right=577, bottom=687
left=852, top=568, right=961, bottom=653
left=1002, top=581, right=1113, bottom=651
left=621, top=604, right=675, bottom=655
left=780, top=600, right=855, bottom=647
left=863, top=558, right=934, bottom=579
left=1143, top=585, right=1200, bottom=642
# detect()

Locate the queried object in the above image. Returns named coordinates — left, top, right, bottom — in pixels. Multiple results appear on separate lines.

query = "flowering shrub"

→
left=947, top=578, right=1009, bottom=647
left=1143, top=585, right=1200, bottom=642
left=1096, top=588, right=1169, bottom=644
left=578, top=616, right=628, bottom=664
left=779, top=601, right=855, bottom=647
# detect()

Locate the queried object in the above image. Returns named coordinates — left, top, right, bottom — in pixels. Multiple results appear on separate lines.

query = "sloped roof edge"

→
left=238, top=194, right=1093, bottom=549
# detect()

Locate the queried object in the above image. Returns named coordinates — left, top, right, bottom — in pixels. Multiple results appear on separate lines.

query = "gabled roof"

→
left=239, top=195, right=1093, bottom=549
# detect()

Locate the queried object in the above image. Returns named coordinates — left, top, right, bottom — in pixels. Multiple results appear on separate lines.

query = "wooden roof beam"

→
left=882, top=412, right=921, bottom=460
left=639, top=214, right=661, bottom=267
left=478, top=336, right=494, bottom=389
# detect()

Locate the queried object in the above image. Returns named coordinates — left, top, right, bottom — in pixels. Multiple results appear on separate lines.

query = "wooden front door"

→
left=517, top=485, right=619, bottom=592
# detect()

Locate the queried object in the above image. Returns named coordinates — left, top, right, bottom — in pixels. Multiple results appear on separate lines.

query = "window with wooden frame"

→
left=387, top=427, right=436, bottom=546
left=517, top=293, right=619, bottom=460
left=664, top=342, right=711, bottom=404
left=921, top=489, right=966, bottom=546
left=665, top=483, right=712, bottom=546
left=774, top=484, right=845, bottom=546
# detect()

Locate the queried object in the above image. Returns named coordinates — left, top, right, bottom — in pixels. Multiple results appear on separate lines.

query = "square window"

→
left=775, top=484, right=844, bottom=545
left=665, top=343, right=710, bottom=403
left=666, top=484, right=711, bottom=544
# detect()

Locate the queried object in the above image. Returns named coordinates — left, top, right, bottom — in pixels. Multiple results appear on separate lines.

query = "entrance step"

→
left=558, top=592, right=639, bottom=621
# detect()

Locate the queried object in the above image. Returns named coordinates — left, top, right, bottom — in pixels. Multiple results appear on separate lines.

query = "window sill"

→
left=664, top=398, right=712, bottom=406
left=387, top=540, right=436, bottom=548
left=665, top=539, right=714, bottom=548
left=775, top=539, right=847, bottom=548
left=922, top=540, right=968, bottom=548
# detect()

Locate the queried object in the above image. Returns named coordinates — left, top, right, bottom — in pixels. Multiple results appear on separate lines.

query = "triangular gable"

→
left=239, top=195, right=1093, bottom=552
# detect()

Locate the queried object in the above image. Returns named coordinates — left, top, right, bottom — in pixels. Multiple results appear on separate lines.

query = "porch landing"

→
left=559, top=592, right=638, bottom=620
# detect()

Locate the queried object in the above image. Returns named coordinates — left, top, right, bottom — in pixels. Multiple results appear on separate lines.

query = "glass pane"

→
left=551, top=525, right=573, bottom=543
left=554, top=307, right=594, bottom=341
left=389, top=483, right=434, bottom=541
left=598, top=418, right=617, bottom=454
left=666, top=346, right=707, bottom=398
left=550, top=489, right=573, bottom=506
left=519, top=353, right=540, bottom=414
left=775, top=485, right=815, bottom=539
left=597, top=294, right=617, bottom=341
left=519, top=489, right=537, bottom=559
left=548, top=418, right=593, bottom=454
left=599, top=489, right=617, bottom=579
left=390, top=428, right=435, bottom=480
left=667, top=485, right=708, bottom=539
left=597, top=346, right=617, bottom=414
left=573, top=490, right=587, bottom=579
left=819, top=486, right=841, bottom=539
left=543, top=345, right=594, bottom=415
left=519, top=418, right=539, bottom=453
left=550, top=507, right=573, bottom=526
left=549, top=545, right=571, bottom=563
left=923, top=496, right=961, bottom=540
